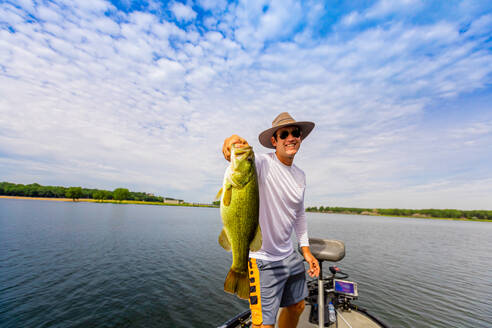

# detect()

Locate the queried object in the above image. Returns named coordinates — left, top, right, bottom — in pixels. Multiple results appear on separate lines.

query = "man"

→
left=222, top=112, right=320, bottom=328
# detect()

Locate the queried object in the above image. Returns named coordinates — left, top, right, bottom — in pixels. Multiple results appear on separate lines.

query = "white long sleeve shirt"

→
left=249, top=152, right=310, bottom=261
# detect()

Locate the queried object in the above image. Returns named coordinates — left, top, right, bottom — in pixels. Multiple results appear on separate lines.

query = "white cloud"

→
left=366, top=0, right=422, bottom=19
left=340, top=11, right=362, bottom=26
left=466, top=14, right=492, bottom=36
left=340, top=0, right=423, bottom=26
left=37, top=5, right=63, bottom=23
left=91, top=16, right=121, bottom=35
left=62, top=0, right=113, bottom=14
left=0, top=0, right=491, bottom=209
left=170, top=2, right=197, bottom=22
left=234, top=0, right=303, bottom=50
left=205, top=31, right=223, bottom=43
left=198, top=0, right=228, bottom=12
left=15, top=0, right=35, bottom=13
left=0, top=4, right=26, bottom=26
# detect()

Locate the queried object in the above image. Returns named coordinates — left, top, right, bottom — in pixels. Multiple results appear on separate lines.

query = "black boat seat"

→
left=308, top=238, right=345, bottom=262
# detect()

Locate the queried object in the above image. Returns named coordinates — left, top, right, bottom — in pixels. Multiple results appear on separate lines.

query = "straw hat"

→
left=258, top=112, right=315, bottom=149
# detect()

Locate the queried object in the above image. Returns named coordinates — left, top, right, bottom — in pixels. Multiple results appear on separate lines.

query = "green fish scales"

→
left=218, top=145, right=261, bottom=300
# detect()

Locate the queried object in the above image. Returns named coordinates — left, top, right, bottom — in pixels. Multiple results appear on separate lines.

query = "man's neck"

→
left=275, top=152, right=294, bottom=166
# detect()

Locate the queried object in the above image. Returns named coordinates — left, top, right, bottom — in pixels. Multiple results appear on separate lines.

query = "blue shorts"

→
left=248, top=252, right=308, bottom=326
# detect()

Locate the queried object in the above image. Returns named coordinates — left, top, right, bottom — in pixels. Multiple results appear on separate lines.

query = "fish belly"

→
left=221, top=177, right=259, bottom=273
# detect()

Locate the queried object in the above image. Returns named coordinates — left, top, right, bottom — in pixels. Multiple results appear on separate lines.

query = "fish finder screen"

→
left=334, top=280, right=356, bottom=296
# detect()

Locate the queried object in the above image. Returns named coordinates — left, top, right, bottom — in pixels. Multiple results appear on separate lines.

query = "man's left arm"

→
left=294, top=206, right=320, bottom=278
left=301, top=246, right=320, bottom=278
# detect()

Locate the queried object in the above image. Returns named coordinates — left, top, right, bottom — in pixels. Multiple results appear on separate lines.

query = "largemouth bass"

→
left=217, top=144, right=261, bottom=300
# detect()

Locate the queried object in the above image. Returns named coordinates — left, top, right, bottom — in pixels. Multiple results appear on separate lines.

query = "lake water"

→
left=0, top=199, right=491, bottom=328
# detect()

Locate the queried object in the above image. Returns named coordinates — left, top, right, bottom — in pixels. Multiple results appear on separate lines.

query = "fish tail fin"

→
left=224, top=269, right=250, bottom=300
left=236, top=274, right=250, bottom=300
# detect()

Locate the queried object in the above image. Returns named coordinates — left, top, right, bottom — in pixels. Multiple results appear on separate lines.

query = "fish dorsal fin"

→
left=249, top=224, right=262, bottom=252
left=223, top=184, right=232, bottom=206
left=215, top=187, right=223, bottom=202
left=218, top=228, right=232, bottom=251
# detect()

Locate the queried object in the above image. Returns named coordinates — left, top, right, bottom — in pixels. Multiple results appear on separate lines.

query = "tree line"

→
left=0, top=182, right=168, bottom=202
left=305, top=206, right=491, bottom=220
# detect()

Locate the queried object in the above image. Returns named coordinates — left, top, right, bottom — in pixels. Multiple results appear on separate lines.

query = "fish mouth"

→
left=232, top=144, right=253, bottom=157
left=233, top=145, right=252, bottom=153
left=231, top=145, right=254, bottom=164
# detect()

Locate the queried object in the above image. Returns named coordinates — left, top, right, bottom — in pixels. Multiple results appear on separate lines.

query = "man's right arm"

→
left=222, top=134, right=249, bottom=161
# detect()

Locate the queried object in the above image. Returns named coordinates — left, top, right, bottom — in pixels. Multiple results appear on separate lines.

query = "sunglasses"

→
left=278, top=129, right=301, bottom=139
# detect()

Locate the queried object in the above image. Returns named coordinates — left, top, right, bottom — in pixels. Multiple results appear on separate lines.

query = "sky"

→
left=0, top=0, right=491, bottom=210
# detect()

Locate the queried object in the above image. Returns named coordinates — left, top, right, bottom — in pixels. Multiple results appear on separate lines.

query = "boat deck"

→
left=277, top=304, right=383, bottom=328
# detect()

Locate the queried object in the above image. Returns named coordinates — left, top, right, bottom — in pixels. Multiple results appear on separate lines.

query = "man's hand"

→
left=301, top=246, right=320, bottom=278
left=222, top=135, right=249, bottom=161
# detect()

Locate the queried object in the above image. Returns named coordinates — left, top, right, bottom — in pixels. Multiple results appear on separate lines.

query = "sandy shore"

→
left=0, top=195, right=87, bottom=202
left=0, top=195, right=217, bottom=208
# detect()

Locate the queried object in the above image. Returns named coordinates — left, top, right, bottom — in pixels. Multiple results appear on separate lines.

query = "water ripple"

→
left=1, top=201, right=491, bottom=327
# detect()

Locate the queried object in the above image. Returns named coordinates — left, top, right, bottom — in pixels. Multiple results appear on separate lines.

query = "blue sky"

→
left=1, top=0, right=491, bottom=209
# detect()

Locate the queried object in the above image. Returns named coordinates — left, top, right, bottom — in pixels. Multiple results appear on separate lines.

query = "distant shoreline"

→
left=0, top=196, right=218, bottom=208
left=1, top=195, right=75, bottom=202
left=306, top=205, right=491, bottom=221
left=310, top=210, right=492, bottom=222
left=2, top=196, right=490, bottom=222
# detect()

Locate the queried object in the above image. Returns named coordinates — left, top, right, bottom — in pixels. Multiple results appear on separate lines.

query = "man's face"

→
left=271, top=126, right=302, bottom=159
